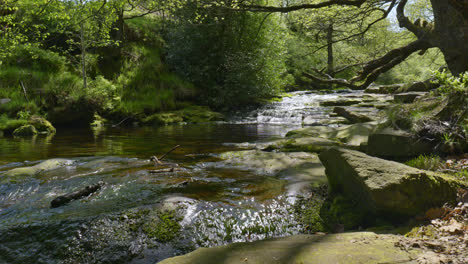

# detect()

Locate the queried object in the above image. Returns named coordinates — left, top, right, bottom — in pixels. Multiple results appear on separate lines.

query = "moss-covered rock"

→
left=141, top=105, right=224, bottom=125
left=142, top=112, right=184, bottom=125
left=286, top=122, right=379, bottom=147
left=158, top=232, right=421, bottom=264
left=1, top=158, right=74, bottom=183
left=12, top=124, right=37, bottom=137
left=333, top=107, right=374, bottom=123
left=28, top=116, right=56, bottom=134
left=318, top=148, right=467, bottom=219
left=179, top=105, right=224, bottom=123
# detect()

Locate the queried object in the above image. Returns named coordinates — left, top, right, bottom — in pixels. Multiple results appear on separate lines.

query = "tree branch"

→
left=236, top=0, right=367, bottom=13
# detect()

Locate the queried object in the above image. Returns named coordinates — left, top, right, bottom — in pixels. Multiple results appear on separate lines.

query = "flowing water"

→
left=0, top=91, right=387, bottom=263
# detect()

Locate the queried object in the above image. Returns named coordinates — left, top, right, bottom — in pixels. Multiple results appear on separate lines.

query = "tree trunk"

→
left=80, top=0, right=87, bottom=89
left=431, top=0, right=468, bottom=75
left=327, top=23, right=334, bottom=77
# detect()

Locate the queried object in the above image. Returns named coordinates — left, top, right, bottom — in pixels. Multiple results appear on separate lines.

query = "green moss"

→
left=179, top=105, right=224, bottom=123
left=321, top=195, right=367, bottom=230
left=405, top=225, right=438, bottom=239
left=294, top=196, right=328, bottom=233
left=142, top=112, right=184, bottom=125
left=0, top=115, right=28, bottom=134
left=142, top=210, right=181, bottom=242
left=28, top=116, right=56, bottom=134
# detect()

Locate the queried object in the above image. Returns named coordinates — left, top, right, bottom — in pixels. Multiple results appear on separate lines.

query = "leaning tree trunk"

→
left=431, top=0, right=468, bottom=76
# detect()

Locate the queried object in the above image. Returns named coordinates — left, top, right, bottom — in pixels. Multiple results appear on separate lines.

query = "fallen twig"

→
left=50, top=181, right=104, bottom=208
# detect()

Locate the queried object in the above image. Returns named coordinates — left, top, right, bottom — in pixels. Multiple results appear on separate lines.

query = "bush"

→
left=117, top=45, right=195, bottom=113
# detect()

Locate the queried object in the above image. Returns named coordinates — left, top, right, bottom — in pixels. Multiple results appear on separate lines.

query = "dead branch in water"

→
left=50, top=181, right=104, bottom=208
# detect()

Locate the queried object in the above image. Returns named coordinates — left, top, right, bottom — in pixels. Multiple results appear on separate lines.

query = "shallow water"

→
left=0, top=91, right=385, bottom=263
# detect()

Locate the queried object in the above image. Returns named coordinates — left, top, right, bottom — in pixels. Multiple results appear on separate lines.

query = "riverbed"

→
left=0, top=91, right=389, bottom=263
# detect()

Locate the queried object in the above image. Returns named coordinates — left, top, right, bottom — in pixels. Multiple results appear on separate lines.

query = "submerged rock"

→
left=286, top=122, right=379, bottom=146
left=1, top=158, right=74, bottom=183
left=158, top=232, right=421, bottom=264
left=318, top=148, right=466, bottom=218
left=12, top=124, right=37, bottom=137
left=219, top=150, right=327, bottom=189
left=367, top=128, right=434, bottom=159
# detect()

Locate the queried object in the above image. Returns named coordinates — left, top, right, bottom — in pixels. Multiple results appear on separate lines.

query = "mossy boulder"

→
left=179, top=105, right=224, bottom=123
left=367, top=128, right=434, bottom=159
left=286, top=122, right=379, bottom=147
left=1, top=158, right=74, bottom=183
left=158, top=232, right=421, bottom=264
left=142, top=112, right=184, bottom=125
left=12, top=124, right=37, bottom=137
left=318, top=148, right=466, bottom=218
left=28, top=116, right=56, bottom=134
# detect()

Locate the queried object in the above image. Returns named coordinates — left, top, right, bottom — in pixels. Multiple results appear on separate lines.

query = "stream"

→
left=0, top=91, right=389, bottom=263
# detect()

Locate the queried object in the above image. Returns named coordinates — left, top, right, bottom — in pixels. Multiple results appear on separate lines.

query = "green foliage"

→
left=433, top=70, right=468, bottom=95
left=166, top=4, right=291, bottom=109
left=0, top=114, right=28, bottom=133
left=405, top=154, right=442, bottom=171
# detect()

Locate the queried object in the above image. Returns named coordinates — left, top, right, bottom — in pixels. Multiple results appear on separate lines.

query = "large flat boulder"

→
left=158, top=232, right=421, bottom=264
left=333, top=107, right=374, bottom=123
left=367, top=128, right=434, bottom=159
left=319, top=148, right=466, bottom=217
left=286, top=122, right=379, bottom=146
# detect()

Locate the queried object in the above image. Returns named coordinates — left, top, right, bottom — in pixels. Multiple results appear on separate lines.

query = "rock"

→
left=367, top=128, right=434, bottom=159
left=318, top=148, right=466, bottom=218
left=302, top=116, right=349, bottom=126
left=320, top=99, right=361, bottom=107
left=333, top=107, right=374, bottom=123
left=142, top=113, right=184, bottom=125
left=394, top=92, right=426, bottom=103
left=179, top=105, right=224, bottom=123
left=141, top=106, right=224, bottom=125
left=219, top=150, right=327, bottom=190
left=0, top=98, right=11, bottom=105
left=263, top=137, right=342, bottom=153
left=365, top=84, right=402, bottom=94
left=1, top=158, right=74, bottom=183
left=286, top=122, right=379, bottom=146
left=397, top=80, right=439, bottom=93
left=28, top=116, right=56, bottom=134
left=158, top=232, right=421, bottom=264
left=12, top=124, right=37, bottom=137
